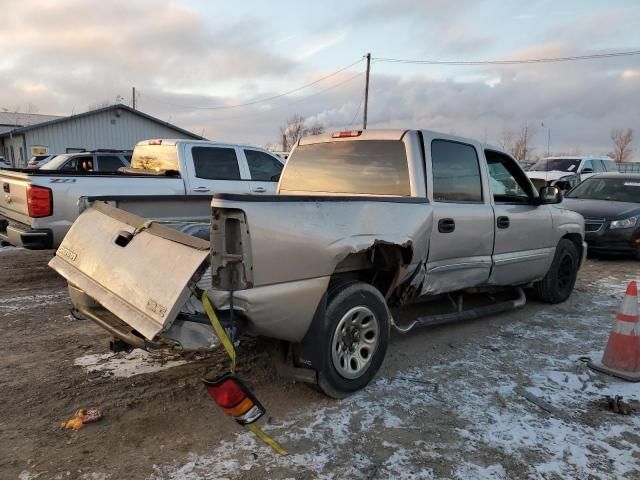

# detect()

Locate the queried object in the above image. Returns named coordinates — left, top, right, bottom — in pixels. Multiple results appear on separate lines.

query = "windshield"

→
left=280, top=140, right=410, bottom=196
left=566, top=177, right=640, bottom=203
left=40, top=155, right=72, bottom=170
left=530, top=158, right=581, bottom=172
left=131, top=145, right=179, bottom=171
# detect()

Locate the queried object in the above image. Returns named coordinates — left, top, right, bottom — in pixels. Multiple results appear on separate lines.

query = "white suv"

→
left=527, top=156, right=617, bottom=190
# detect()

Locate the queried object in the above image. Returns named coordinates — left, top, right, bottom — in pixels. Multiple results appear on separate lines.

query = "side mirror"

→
left=270, top=173, right=281, bottom=182
left=581, top=167, right=593, bottom=174
left=539, top=186, right=562, bottom=204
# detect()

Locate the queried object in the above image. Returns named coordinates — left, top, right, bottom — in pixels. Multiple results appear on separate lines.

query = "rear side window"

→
left=60, top=159, right=77, bottom=171
left=98, top=155, right=125, bottom=172
left=431, top=140, right=482, bottom=202
left=280, top=140, right=410, bottom=195
left=244, top=150, right=283, bottom=181
left=192, top=147, right=240, bottom=180
left=603, top=159, right=617, bottom=172
left=131, top=145, right=179, bottom=171
left=60, top=156, right=93, bottom=172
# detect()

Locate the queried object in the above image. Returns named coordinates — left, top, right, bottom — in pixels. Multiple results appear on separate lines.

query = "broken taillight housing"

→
left=203, top=373, right=265, bottom=425
left=27, top=185, right=52, bottom=217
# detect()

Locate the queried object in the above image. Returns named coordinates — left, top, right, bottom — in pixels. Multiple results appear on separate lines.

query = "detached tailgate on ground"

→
left=49, top=202, right=210, bottom=340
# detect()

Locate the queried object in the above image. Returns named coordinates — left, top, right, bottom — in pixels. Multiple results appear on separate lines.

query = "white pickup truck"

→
left=0, top=139, right=284, bottom=249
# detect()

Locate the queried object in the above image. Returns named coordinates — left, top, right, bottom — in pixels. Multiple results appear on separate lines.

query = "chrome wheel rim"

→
left=331, top=305, right=379, bottom=379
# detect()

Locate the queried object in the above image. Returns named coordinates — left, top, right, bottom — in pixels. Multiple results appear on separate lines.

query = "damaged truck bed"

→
left=50, top=128, right=586, bottom=398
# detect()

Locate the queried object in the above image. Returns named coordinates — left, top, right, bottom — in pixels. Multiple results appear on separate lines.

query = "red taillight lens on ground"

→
left=203, top=373, right=265, bottom=425
left=27, top=185, right=52, bottom=218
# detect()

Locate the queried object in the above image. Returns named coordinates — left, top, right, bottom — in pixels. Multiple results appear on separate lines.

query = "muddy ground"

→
left=1, top=247, right=639, bottom=480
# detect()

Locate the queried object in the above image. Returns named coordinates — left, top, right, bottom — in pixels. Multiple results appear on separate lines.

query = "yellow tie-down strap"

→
left=201, top=291, right=288, bottom=456
left=201, top=291, right=236, bottom=372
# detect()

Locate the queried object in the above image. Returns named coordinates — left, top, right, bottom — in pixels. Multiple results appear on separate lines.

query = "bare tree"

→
left=609, top=128, right=633, bottom=163
left=497, top=127, right=514, bottom=153
left=306, top=123, right=325, bottom=136
left=511, top=124, right=536, bottom=161
left=86, top=95, right=125, bottom=112
left=496, top=124, right=535, bottom=160
left=279, top=114, right=325, bottom=151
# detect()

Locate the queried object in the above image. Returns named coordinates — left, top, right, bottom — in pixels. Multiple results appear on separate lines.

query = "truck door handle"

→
left=251, top=187, right=266, bottom=193
left=497, top=216, right=510, bottom=229
left=438, top=218, right=455, bottom=233
left=192, top=187, right=211, bottom=193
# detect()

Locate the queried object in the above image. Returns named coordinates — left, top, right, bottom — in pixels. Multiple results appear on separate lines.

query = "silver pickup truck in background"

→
left=0, top=139, right=283, bottom=249
left=50, top=129, right=586, bottom=398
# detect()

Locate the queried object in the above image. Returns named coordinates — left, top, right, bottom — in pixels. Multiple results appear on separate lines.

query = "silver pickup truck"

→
left=0, top=139, right=283, bottom=249
left=50, top=129, right=586, bottom=398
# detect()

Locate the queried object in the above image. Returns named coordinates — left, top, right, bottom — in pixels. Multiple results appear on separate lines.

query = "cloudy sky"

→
left=1, top=0, right=639, bottom=157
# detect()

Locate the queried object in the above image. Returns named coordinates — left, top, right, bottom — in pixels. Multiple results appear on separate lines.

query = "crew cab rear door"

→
left=182, top=144, right=251, bottom=195
left=422, top=134, right=494, bottom=293
left=239, top=148, right=284, bottom=194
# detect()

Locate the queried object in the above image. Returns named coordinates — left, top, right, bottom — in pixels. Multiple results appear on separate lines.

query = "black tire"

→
left=533, top=239, right=579, bottom=303
left=317, top=282, right=390, bottom=399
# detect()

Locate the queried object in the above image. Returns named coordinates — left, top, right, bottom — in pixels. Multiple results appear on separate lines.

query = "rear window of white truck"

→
left=280, top=140, right=410, bottom=196
left=131, top=145, right=179, bottom=171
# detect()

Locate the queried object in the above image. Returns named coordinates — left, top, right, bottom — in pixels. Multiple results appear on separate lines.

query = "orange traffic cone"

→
left=588, top=281, right=640, bottom=381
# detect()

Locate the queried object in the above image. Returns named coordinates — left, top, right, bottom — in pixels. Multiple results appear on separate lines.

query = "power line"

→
left=373, top=49, right=640, bottom=66
left=198, top=71, right=365, bottom=122
left=348, top=90, right=366, bottom=129
left=140, top=58, right=363, bottom=111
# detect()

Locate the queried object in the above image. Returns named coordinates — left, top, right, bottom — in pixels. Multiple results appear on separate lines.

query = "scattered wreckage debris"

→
left=514, top=387, right=568, bottom=419
left=598, top=395, right=639, bottom=415
left=61, top=408, right=102, bottom=430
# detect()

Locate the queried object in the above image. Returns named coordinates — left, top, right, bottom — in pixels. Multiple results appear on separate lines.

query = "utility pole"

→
left=547, top=127, right=551, bottom=157
left=363, top=53, right=371, bottom=129
left=132, top=87, right=136, bottom=110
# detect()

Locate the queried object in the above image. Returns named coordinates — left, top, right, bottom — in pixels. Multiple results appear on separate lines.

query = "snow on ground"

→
left=0, top=245, right=24, bottom=253
left=151, top=283, right=640, bottom=479
left=586, top=274, right=640, bottom=297
left=0, top=291, right=67, bottom=312
left=74, top=350, right=189, bottom=378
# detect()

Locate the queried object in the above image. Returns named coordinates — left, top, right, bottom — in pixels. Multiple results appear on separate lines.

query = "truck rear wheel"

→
left=317, top=282, right=390, bottom=399
left=533, top=239, right=579, bottom=303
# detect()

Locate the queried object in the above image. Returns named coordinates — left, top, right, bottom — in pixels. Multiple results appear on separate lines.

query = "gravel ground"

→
left=1, top=247, right=639, bottom=480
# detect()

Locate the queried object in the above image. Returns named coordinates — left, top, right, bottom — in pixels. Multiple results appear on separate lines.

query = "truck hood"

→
left=526, top=171, right=575, bottom=181
left=49, top=202, right=210, bottom=340
left=560, top=198, right=640, bottom=220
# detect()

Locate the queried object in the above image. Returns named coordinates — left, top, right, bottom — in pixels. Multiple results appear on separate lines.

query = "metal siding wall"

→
left=23, top=109, right=196, bottom=156
left=5, top=135, right=25, bottom=166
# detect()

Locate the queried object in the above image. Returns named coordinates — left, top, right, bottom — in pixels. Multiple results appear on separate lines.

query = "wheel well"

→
left=562, top=233, right=583, bottom=265
left=329, top=243, right=412, bottom=299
